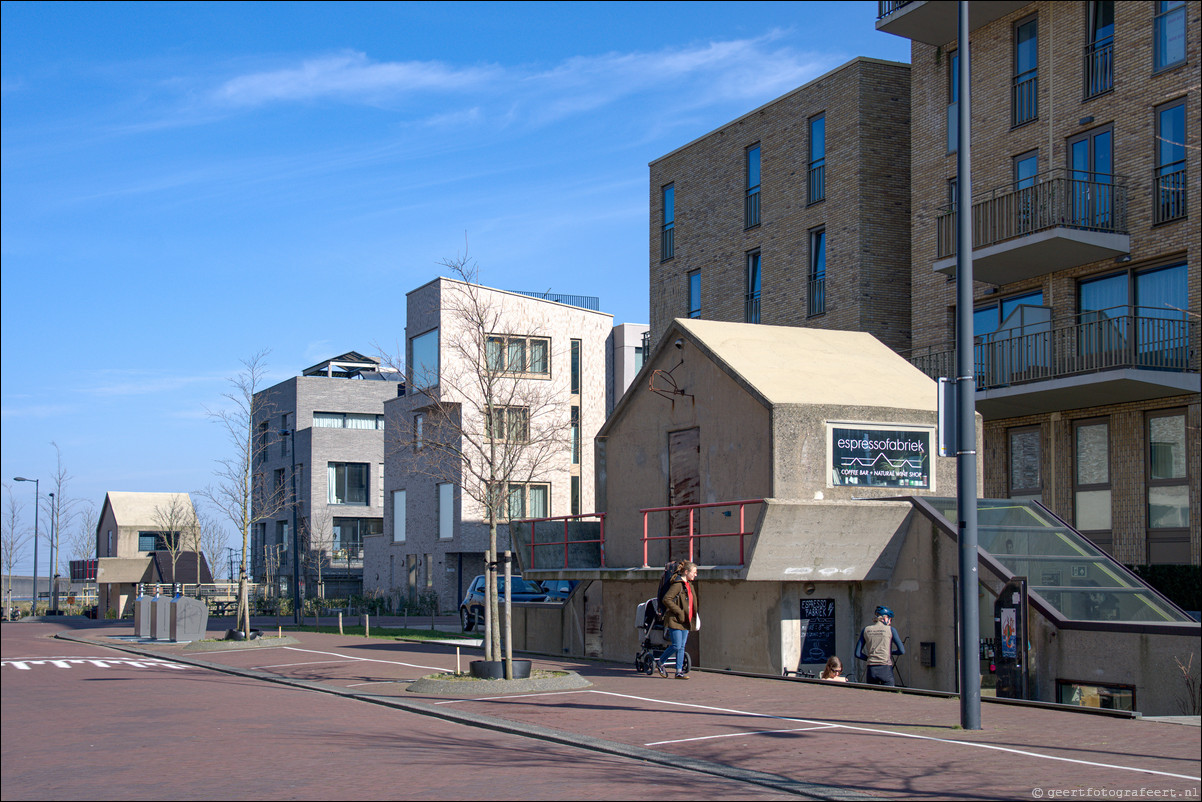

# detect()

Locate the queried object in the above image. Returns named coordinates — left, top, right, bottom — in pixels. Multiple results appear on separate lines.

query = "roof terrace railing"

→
left=511, top=291, right=600, bottom=311
left=513, top=512, right=606, bottom=570
left=641, top=499, right=764, bottom=568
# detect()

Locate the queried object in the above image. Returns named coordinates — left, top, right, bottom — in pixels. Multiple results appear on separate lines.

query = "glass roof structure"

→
left=920, top=498, right=1192, bottom=624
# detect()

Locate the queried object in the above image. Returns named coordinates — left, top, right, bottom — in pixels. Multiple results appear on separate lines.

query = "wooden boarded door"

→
left=668, top=428, right=700, bottom=563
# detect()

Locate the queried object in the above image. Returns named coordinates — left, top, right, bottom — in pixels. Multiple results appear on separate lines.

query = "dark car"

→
left=459, top=574, right=548, bottom=631
left=539, top=579, right=579, bottom=602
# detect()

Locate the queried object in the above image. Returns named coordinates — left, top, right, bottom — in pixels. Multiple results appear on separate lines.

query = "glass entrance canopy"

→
left=921, top=498, right=1191, bottom=623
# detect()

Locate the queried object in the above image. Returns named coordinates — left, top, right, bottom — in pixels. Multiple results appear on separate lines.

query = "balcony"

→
left=907, top=308, right=1199, bottom=419
left=935, top=169, right=1130, bottom=285
left=876, top=1, right=1030, bottom=46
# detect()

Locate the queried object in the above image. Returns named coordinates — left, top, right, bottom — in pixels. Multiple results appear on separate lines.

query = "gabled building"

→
left=878, top=0, right=1199, bottom=567
left=251, top=352, right=402, bottom=598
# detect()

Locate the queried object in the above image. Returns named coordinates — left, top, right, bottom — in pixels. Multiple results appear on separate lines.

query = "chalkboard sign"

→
left=799, top=598, right=837, bottom=665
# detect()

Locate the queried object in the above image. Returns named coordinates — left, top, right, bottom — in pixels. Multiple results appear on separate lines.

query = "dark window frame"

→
left=661, top=183, right=675, bottom=261
left=687, top=270, right=701, bottom=319
left=1153, top=98, right=1187, bottom=224
left=1072, top=417, right=1112, bottom=550
left=807, top=113, right=826, bottom=205
left=745, top=143, right=761, bottom=229
left=1012, top=14, right=1039, bottom=127
left=808, top=227, right=826, bottom=318
left=745, top=250, right=761, bottom=323
left=1153, top=0, right=1187, bottom=73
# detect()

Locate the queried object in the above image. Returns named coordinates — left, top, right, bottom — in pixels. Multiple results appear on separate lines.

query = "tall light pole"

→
left=48, top=492, right=57, bottom=613
left=13, top=477, right=39, bottom=614
left=279, top=429, right=301, bottom=625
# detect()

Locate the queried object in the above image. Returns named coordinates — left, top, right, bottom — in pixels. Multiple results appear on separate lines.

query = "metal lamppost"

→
left=279, top=429, right=301, bottom=625
left=13, top=477, right=39, bottom=615
left=48, top=492, right=58, bottom=613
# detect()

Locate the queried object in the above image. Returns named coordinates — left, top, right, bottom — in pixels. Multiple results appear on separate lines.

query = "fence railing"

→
left=661, top=224, right=675, bottom=260
left=936, top=168, right=1129, bottom=259
left=808, top=276, right=826, bottom=317
left=514, top=512, right=606, bottom=570
left=1083, top=39, right=1114, bottom=98
left=877, top=0, right=912, bottom=20
left=1154, top=164, right=1187, bottom=224
left=745, top=190, right=761, bottom=228
left=641, top=499, right=764, bottom=568
left=808, top=162, right=825, bottom=204
left=511, top=291, right=601, bottom=311
left=745, top=295, right=761, bottom=324
left=1012, top=69, right=1038, bottom=126
left=907, top=309, right=1197, bottom=390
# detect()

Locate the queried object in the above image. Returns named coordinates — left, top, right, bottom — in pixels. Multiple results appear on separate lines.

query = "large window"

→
left=661, top=183, right=675, bottom=261
left=1073, top=419, right=1112, bottom=550
left=486, top=335, right=550, bottom=376
left=410, top=328, right=439, bottom=390
left=1083, top=1, right=1114, bottom=99
left=570, top=339, right=581, bottom=395
left=313, top=412, right=384, bottom=430
left=1147, top=410, right=1189, bottom=563
left=331, top=517, right=381, bottom=559
left=1079, top=263, right=1189, bottom=368
left=1155, top=100, right=1187, bottom=224
left=1154, top=1, right=1186, bottom=72
left=487, top=406, right=529, bottom=443
left=506, top=482, right=549, bottom=520
left=392, top=490, right=406, bottom=543
left=328, top=462, right=368, bottom=506
left=1067, top=125, right=1113, bottom=229
left=808, top=228, right=826, bottom=317
left=808, top=114, right=825, bottom=204
left=745, top=251, right=761, bottom=323
left=687, top=270, right=701, bottom=319
left=1013, top=16, right=1038, bottom=127
left=1008, top=426, right=1042, bottom=503
left=438, top=483, right=454, bottom=541
left=745, top=144, right=761, bottom=229
left=137, top=531, right=177, bottom=552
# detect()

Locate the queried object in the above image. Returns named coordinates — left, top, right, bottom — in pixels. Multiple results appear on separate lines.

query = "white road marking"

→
left=253, top=659, right=355, bottom=669
left=647, top=724, right=837, bottom=746
left=2, top=657, right=187, bottom=671
left=278, top=646, right=447, bottom=672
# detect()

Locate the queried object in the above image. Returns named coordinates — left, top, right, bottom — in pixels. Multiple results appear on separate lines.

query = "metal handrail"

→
left=516, top=512, right=606, bottom=569
left=641, top=499, right=764, bottom=568
left=877, top=0, right=911, bottom=20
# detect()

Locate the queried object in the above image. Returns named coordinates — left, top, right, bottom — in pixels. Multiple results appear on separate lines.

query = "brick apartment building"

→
left=879, top=0, right=1199, bottom=566
left=251, top=353, right=402, bottom=598
left=648, top=57, right=912, bottom=354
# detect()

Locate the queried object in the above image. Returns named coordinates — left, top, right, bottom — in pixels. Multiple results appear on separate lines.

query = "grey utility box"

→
left=169, top=597, right=209, bottom=643
left=149, top=596, right=173, bottom=640
left=134, top=596, right=153, bottom=639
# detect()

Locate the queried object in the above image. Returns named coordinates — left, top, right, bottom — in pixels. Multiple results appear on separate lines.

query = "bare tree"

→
left=42, top=443, right=80, bottom=602
left=303, top=507, right=336, bottom=600
left=196, top=505, right=230, bottom=587
left=383, top=253, right=572, bottom=670
left=151, top=495, right=201, bottom=589
left=201, top=350, right=287, bottom=636
left=2, top=482, right=31, bottom=618
left=65, top=501, right=98, bottom=565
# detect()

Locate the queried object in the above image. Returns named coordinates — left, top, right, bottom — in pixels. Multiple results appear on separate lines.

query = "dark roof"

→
left=147, top=551, right=214, bottom=584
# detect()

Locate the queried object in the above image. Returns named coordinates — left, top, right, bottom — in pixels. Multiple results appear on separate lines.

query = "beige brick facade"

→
left=648, top=57, right=912, bottom=354
left=907, top=1, right=1200, bottom=565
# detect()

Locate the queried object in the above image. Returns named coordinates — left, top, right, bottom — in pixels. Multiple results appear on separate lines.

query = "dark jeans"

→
left=866, top=664, right=895, bottom=686
left=659, top=628, right=689, bottom=674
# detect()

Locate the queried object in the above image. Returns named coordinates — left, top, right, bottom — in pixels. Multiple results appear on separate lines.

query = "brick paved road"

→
left=5, top=619, right=1200, bottom=801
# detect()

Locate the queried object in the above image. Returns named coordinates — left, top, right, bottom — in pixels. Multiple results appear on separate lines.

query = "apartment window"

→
left=808, top=114, right=825, bottom=204
left=1079, top=263, right=1188, bottom=368
left=571, top=406, right=580, bottom=465
left=571, top=475, right=580, bottom=516
left=256, top=421, right=269, bottom=463
left=974, top=289, right=1044, bottom=334
left=745, top=144, right=761, bottom=228
left=947, top=49, right=960, bottom=153
left=327, top=462, right=368, bottom=506
left=438, top=483, right=454, bottom=541
left=808, top=228, right=826, bottom=317
left=409, top=328, right=439, bottom=390
left=414, top=413, right=424, bottom=450
left=1083, top=1, right=1114, bottom=99
left=392, top=490, right=406, bottom=543
left=312, top=412, right=384, bottom=429
left=1008, top=426, right=1042, bottom=503
left=1155, top=100, right=1187, bottom=223
left=1147, top=410, right=1189, bottom=563
left=570, top=339, right=581, bottom=395
left=137, top=531, right=176, bottom=552
left=425, top=554, right=433, bottom=588
left=506, top=482, right=549, bottom=521
left=1013, top=150, right=1039, bottom=233
left=279, top=416, right=291, bottom=458
left=1154, top=1, right=1187, bottom=72
left=331, top=517, right=381, bottom=559
left=634, top=345, right=646, bottom=372
left=487, top=406, right=529, bottom=443
left=687, top=270, right=701, bottom=319
left=661, top=183, right=675, bottom=261
left=486, top=335, right=550, bottom=376
left=1073, top=419, right=1112, bottom=550
left=745, top=251, right=761, bottom=323
left=1013, top=16, right=1038, bottom=126
left=1067, top=125, right=1114, bottom=229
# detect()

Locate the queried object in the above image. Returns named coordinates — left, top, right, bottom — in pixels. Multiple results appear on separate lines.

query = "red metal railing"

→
left=517, top=512, right=606, bottom=569
left=641, top=499, right=764, bottom=568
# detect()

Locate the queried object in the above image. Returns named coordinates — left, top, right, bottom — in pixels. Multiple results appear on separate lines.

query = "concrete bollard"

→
left=365, top=613, right=370, bottom=637
left=338, top=611, right=343, bottom=635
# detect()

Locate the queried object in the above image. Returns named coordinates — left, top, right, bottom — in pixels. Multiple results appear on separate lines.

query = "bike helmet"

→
left=875, top=605, right=894, bottom=618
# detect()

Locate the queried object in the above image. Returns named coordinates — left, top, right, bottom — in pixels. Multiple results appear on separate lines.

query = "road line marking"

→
left=345, top=680, right=409, bottom=687
left=647, top=724, right=837, bottom=746
left=434, top=690, right=592, bottom=705
left=253, top=659, right=355, bottom=669
left=584, top=690, right=1201, bottom=782
left=2, top=657, right=187, bottom=671
left=280, top=646, right=446, bottom=672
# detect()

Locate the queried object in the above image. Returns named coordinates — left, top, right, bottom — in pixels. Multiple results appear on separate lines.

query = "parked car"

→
left=459, top=574, right=548, bottom=631
left=539, top=579, right=579, bottom=602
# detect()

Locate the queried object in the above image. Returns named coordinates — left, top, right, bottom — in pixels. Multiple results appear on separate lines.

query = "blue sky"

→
left=1, top=1, right=910, bottom=571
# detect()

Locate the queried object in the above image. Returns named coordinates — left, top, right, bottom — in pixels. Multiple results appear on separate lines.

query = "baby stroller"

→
left=633, top=597, right=692, bottom=675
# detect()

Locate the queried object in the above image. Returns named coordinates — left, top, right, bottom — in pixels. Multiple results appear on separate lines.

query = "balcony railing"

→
left=511, top=291, right=600, bottom=310
left=1084, top=39, right=1114, bottom=98
left=745, top=190, right=761, bottom=228
left=877, top=0, right=911, bottom=19
left=745, top=295, right=761, bottom=324
left=907, top=308, right=1197, bottom=391
left=1154, top=164, right=1187, bottom=224
left=936, top=168, right=1129, bottom=260
left=514, top=512, right=606, bottom=570
left=641, top=499, right=764, bottom=568
left=808, top=276, right=826, bottom=317
left=661, top=224, right=675, bottom=261
left=1012, top=69, right=1038, bottom=126
left=808, top=162, right=825, bottom=204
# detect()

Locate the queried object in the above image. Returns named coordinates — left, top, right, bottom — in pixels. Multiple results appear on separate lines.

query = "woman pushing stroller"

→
left=655, top=560, right=699, bottom=679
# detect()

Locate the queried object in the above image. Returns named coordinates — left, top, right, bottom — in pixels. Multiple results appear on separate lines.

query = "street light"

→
left=13, top=477, right=39, bottom=615
left=279, top=429, right=301, bottom=625
left=48, top=492, right=57, bottom=613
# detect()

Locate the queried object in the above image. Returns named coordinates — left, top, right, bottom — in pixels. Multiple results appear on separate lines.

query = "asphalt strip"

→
left=53, top=631, right=869, bottom=801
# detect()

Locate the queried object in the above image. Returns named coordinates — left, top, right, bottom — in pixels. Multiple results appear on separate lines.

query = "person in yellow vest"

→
left=855, top=605, right=905, bottom=686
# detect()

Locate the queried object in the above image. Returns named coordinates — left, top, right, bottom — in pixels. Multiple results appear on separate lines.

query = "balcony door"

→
left=1068, top=127, right=1113, bottom=229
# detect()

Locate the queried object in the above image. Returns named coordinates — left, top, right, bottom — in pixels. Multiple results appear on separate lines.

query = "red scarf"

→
left=684, top=579, right=695, bottom=620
